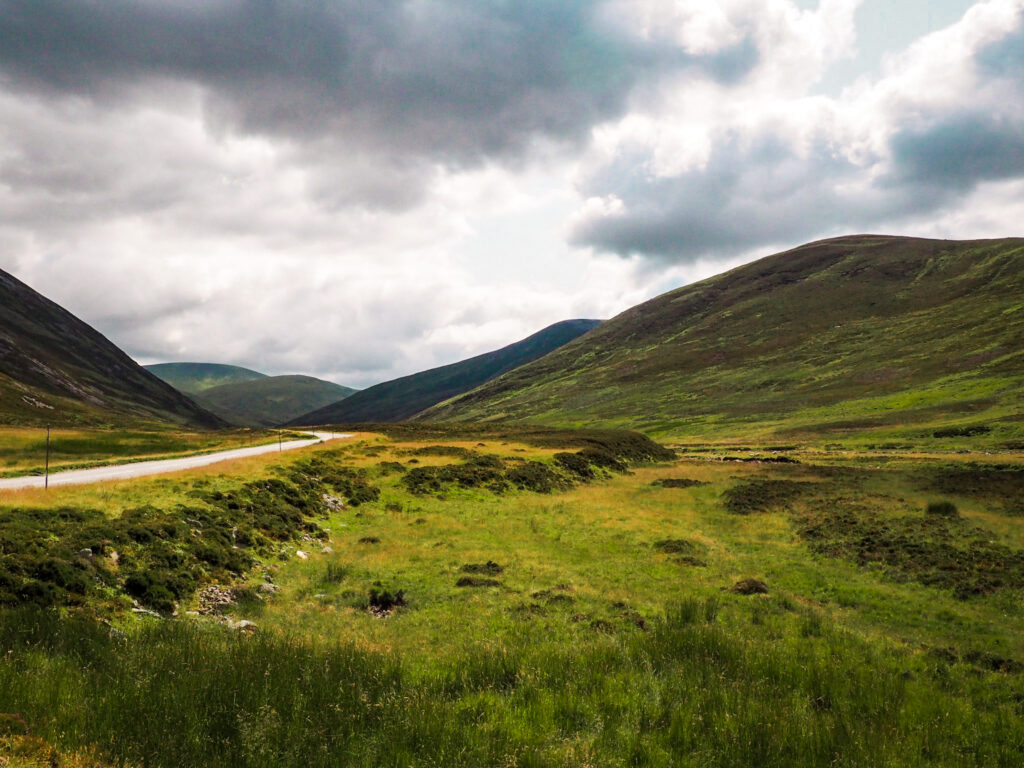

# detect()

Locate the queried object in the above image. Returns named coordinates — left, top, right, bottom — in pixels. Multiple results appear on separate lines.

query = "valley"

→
left=0, top=236, right=1022, bottom=767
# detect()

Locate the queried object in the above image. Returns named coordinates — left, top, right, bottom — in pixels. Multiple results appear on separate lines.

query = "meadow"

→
left=0, top=426, right=1021, bottom=766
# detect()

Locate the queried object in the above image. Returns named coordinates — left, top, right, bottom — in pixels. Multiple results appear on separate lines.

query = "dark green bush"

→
left=926, top=501, right=959, bottom=517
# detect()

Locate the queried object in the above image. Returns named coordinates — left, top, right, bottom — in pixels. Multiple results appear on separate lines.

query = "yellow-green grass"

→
left=249, top=441, right=1024, bottom=663
left=2, top=430, right=1022, bottom=767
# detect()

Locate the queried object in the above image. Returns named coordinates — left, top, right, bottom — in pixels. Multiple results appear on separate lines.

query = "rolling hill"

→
left=145, top=362, right=267, bottom=394
left=287, top=319, right=602, bottom=425
left=192, top=375, right=357, bottom=427
left=421, top=236, right=1024, bottom=445
left=0, top=268, right=223, bottom=428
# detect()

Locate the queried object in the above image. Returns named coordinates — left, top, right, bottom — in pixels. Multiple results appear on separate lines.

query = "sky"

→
left=1, top=0, right=1022, bottom=389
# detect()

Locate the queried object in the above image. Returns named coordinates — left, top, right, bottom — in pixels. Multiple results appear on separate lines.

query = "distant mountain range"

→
left=0, top=269, right=223, bottom=428
left=145, top=364, right=356, bottom=427
left=287, top=319, right=602, bottom=425
left=144, top=363, right=267, bottom=394
left=421, top=236, right=1024, bottom=444
left=6, top=236, right=1022, bottom=443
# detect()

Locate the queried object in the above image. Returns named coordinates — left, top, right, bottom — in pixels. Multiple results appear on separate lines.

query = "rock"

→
left=322, top=494, right=345, bottom=512
left=295, top=550, right=309, bottom=560
left=108, top=549, right=119, bottom=564
left=730, top=578, right=769, bottom=595
left=198, top=584, right=235, bottom=615
left=321, top=545, right=334, bottom=554
left=131, top=607, right=162, bottom=619
left=257, top=583, right=281, bottom=595
left=227, top=619, right=258, bottom=633
left=76, top=548, right=93, bottom=558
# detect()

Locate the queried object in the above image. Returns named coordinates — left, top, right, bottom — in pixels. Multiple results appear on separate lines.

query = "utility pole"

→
left=44, top=425, right=50, bottom=490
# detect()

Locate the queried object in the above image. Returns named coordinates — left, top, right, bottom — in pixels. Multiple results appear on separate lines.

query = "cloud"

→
left=570, top=0, right=1024, bottom=261
left=0, top=0, right=755, bottom=170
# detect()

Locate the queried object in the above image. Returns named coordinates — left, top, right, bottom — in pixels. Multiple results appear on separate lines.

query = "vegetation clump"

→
left=461, top=560, right=503, bottom=575
left=793, top=501, right=1024, bottom=598
left=723, top=478, right=808, bottom=514
left=731, top=578, right=769, bottom=595
left=651, top=477, right=706, bottom=488
left=455, top=576, right=501, bottom=588
left=925, top=501, right=959, bottom=517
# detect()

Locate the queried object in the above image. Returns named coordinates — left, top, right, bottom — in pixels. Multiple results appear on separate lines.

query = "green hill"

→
left=0, top=269, right=223, bottom=428
left=145, top=362, right=267, bottom=394
left=193, top=375, right=357, bottom=427
left=421, top=236, right=1024, bottom=446
left=287, top=319, right=602, bottom=425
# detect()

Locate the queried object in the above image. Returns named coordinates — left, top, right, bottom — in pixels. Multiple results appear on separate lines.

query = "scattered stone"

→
left=227, top=619, right=259, bottom=633
left=198, top=584, right=235, bottom=615
left=108, top=549, right=120, bottom=565
left=322, top=494, right=346, bottom=512
left=321, top=545, right=334, bottom=554
left=295, top=550, right=309, bottom=560
left=256, top=583, right=281, bottom=596
left=730, top=578, right=769, bottom=595
left=131, top=607, right=162, bottom=619
left=76, top=548, right=93, bottom=558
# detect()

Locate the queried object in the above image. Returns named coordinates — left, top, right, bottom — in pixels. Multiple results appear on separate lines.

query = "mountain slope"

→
left=421, top=236, right=1024, bottom=442
left=193, top=375, right=357, bottom=427
left=288, top=319, right=602, bottom=425
left=145, top=363, right=267, bottom=394
left=0, top=269, right=223, bottom=428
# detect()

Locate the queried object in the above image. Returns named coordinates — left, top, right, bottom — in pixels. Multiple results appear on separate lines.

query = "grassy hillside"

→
left=0, top=269, right=223, bottom=428
left=423, top=236, right=1024, bottom=447
left=145, top=362, right=267, bottom=393
left=1, top=428, right=1021, bottom=766
left=194, top=375, right=357, bottom=427
left=288, top=319, right=601, bottom=425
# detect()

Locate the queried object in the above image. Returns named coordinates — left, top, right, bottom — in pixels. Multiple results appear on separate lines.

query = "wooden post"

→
left=44, top=425, right=50, bottom=490
left=278, top=430, right=282, bottom=452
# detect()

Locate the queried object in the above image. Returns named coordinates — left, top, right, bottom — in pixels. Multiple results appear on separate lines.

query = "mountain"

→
left=420, top=236, right=1024, bottom=443
left=192, top=375, right=357, bottom=427
left=0, top=269, right=223, bottom=428
left=145, top=362, right=267, bottom=394
left=287, top=319, right=602, bottom=425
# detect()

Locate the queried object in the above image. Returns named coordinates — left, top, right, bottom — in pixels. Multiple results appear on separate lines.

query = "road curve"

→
left=0, top=432, right=353, bottom=491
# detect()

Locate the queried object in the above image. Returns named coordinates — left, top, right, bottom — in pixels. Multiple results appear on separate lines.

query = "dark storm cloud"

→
left=889, top=112, right=1024, bottom=192
left=0, top=0, right=755, bottom=167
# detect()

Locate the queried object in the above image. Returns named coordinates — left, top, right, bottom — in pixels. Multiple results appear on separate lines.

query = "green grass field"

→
left=0, top=428, right=1021, bottom=766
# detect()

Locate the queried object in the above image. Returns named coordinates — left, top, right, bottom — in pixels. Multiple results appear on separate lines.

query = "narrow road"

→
left=0, top=432, right=353, bottom=490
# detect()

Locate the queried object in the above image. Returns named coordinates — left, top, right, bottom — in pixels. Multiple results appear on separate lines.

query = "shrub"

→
left=926, top=501, right=959, bottom=518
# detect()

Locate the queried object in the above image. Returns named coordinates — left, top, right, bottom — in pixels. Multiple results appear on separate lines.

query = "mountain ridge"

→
left=420, top=235, right=1024, bottom=444
left=0, top=269, right=223, bottom=428
left=288, top=318, right=602, bottom=425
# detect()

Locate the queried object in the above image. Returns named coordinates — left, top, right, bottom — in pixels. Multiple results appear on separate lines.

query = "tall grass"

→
left=1, top=604, right=1020, bottom=767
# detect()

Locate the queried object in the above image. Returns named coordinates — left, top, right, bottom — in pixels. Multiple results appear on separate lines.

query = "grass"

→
left=0, top=428, right=1022, bottom=766
left=0, top=426, right=289, bottom=477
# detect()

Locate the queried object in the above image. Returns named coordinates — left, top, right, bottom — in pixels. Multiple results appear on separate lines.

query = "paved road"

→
left=0, top=432, right=353, bottom=491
